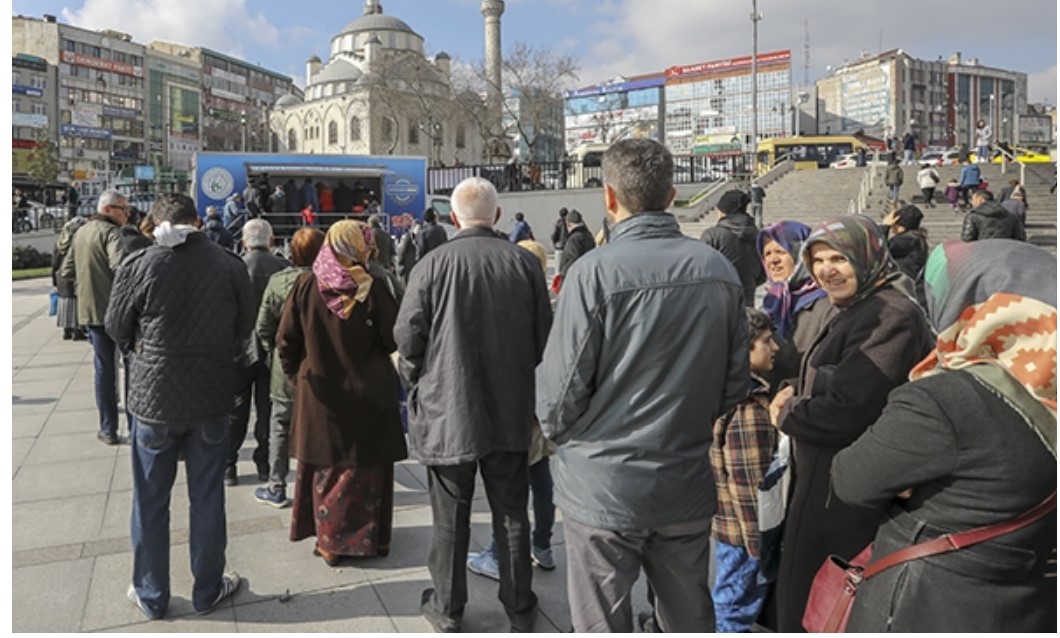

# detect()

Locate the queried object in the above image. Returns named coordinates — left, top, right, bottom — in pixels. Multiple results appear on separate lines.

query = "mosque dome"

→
left=312, top=58, right=363, bottom=84
left=338, top=13, right=416, bottom=36
left=275, top=93, right=302, bottom=107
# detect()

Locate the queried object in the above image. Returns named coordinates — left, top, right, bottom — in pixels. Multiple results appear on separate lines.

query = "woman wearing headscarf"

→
left=277, top=220, right=408, bottom=565
left=756, top=221, right=836, bottom=392
left=832, top=240, right=1056, bottom=632
left=768, top=214, right=935, bottom=632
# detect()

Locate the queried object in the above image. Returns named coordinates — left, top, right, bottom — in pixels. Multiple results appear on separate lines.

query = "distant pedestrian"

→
left=974, top=119, right=992, bottom=163
left=59, top=189, right=129, bottom=445
left=415, top=208, right=448, bottom=260
left=962, top=190, right=1025, bottom=242
left=203, top=206, right=235, bottom=250
left=916, top=163, right=941, bottom=208
left=944, top=177, right=961, bottom=212
left=884, top=157, right=904, bottom=205
left=65, top=182, right=80, bottom=220
left=223, top=192, right=244, bottom=230
left=106, top=192, right=254, bottom=620
left=368, top=214, right=394, bottom=269
left=749, top=181, right=767, bottom=225
left=509, top=211, right=534, bottom=243
left=1000, top=190, right=1027, bottom=225
left=300, top=177, right=320, bottom=213
left=557, top=209, right=595, bottom=279
left=395, top=222, right=421, bottom=284
left=958, top=160, right=983, bottom=209
left=901, top=131, right=917, bottom=165
left=998, top=178, right=1029, bottom=209
left=52, top=214, right=89, bottom=341
left=550, top=207, right=569, bottom=251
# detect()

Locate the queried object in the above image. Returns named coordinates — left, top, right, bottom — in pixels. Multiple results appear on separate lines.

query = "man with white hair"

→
left=395, top=177, right=552, bottom=633
left=59, top=189, right=129, bottom=445
left=226, top=219, right=289, bottom=486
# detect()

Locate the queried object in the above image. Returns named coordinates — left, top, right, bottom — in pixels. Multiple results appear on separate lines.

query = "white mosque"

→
left=270, top=0, right=487, bottom=166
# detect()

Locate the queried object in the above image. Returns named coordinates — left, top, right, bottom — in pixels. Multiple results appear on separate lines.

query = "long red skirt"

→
left=289, top=462, right=394, bottom=557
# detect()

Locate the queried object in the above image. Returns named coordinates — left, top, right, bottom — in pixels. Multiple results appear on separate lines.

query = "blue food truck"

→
left=192, top=152, right=432, bottom=237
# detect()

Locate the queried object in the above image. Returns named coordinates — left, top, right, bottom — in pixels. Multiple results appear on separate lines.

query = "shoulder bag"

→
left=803, top=490, right=1056, bottom=633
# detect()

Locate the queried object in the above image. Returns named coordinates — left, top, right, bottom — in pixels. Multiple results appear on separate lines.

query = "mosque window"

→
left=328, top=121, right=339, bottom=145
left=381, top=117, right=394, bottom=142
left=408, top=120, right=420, bottom=145
left=288, top=129, right=297, bottom=151
left=350, top=116, right=362, bottom=141
left=455, top=124, right=466, bottom=149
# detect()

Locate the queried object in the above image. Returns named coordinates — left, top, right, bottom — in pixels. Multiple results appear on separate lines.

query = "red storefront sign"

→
left=13, top=139, right=38, bottom=149
left=60, top=50, right=143, bottom=78
left=666, top=50, right=791, bottom=79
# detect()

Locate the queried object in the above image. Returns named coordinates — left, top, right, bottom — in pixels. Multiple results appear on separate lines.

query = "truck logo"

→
left=385, top=177, right=420, bottom=205
left=201, top=167, right=235, bottom=200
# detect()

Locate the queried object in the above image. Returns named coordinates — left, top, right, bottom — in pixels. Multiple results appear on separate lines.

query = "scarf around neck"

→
left=757, top=221, right=827, bottom=339
left=312, top=220, right=374, bottom=319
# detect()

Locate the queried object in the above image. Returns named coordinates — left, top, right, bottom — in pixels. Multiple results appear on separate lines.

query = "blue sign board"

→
left=134, top=165, right=155, bottom=180
left=103, top=105, right=140, bottom=119
left=12, top=84, right=44, bottom=97
left=61, top=124, right=112, bottom=140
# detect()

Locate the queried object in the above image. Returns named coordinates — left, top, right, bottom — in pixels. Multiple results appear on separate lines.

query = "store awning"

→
left=242, top=162, right=394, bottom=178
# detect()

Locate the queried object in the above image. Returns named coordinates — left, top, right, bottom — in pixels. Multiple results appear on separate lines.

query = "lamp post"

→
left=240, top=109, right=247, bottom=152
left=750, top=0, right=762, bottom=153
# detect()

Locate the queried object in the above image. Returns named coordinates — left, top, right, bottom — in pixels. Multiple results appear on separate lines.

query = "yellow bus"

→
left=757, top=135, right=866, bottom=171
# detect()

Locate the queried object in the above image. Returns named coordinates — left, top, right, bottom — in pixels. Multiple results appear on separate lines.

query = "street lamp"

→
left=750, top=0, right=762, bottom=152
left=240, top=110, right=247, bottom=152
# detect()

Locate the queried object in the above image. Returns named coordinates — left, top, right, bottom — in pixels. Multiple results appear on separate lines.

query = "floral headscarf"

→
left=757, top=221, right=827, bottom=339
left=801, top=214, right=906, bottom=307
left=313, top=220, right=374, bottom=319
left=910, top=240, right=1057, bottom=442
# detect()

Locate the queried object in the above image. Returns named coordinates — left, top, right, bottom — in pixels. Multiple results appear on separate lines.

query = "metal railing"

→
left=849, top=149, right=882, bottom=215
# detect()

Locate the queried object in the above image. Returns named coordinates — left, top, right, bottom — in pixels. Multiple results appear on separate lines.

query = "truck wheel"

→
left=585, top=178, right=602, bottom=188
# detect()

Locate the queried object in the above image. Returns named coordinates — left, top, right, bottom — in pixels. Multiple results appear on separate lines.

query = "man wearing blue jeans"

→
left=106, top=193, right=255, bottom=619
left=60, top=189, right=127, bottom=445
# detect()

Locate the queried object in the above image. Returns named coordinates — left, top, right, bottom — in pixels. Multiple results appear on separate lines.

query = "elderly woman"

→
left=756, top=221, right=836, bottom=391
left=277, top=220, right=408, bottom=565
left=832, top=240, right=1056, bottom=632
left=768, top=215, right=934, bottom=632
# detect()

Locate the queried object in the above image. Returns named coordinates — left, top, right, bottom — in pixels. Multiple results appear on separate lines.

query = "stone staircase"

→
left=682, top=163, right=1057, bottom=255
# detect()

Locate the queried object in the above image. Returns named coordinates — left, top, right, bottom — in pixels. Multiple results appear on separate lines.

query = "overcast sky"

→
left=11, top=0, right=1058, bottom=102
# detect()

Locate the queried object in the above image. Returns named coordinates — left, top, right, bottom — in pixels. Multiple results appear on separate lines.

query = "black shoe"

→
left=72, top=331, right=89, bottom=341
left=420, top=589, right=461, bottom=633
left=224, top=466, right=238, bottom=487
left=256, top=462, right=270, bottom=482
left=62, top=330, right=73, bottom=341
left=508, top=592, right=538, bottom=633
left=97, top=431, right=119, bottom=445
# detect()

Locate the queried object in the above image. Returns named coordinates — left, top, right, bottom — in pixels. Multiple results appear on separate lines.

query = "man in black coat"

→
left=226, top=218, right=289, bottom=486
left=961, top=190, right=1025, bottom=242
left=550, top=207, right=569, bottom=251
left=415, top=207, right=448, bottom=260
left=105, top=192, right=254, bottom=619
left=395, top=176, right=551, bottom=633
left=700, top=190, right=766, bottom=306
left=558, top=209, right=595, bottom=278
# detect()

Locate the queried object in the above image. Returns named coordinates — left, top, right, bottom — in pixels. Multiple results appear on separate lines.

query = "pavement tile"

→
left=12, top=556, right=95, bottom=632
left=233, top=581, right=398, bottom=632
left=22, top=431, right=127, bottom=466
left=12, top=492, right=108, bottom=552
left=12, top=409, right=50, bottom=439
left=38, top=406, right=104, bottom=437
left=13, top=455, right=118, bottom=503
left=51, top=388, right=100, bottom=413
left=12, top=436, right=35, bottom=472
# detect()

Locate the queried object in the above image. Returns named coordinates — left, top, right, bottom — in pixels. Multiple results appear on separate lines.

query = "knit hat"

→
left=893, top=205, right=924, bottom=230
left=716, top=190, right=750, bottom=216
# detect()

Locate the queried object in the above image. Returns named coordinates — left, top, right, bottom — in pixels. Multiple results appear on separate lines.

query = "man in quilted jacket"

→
left=106, top=193, right=255, bottom=620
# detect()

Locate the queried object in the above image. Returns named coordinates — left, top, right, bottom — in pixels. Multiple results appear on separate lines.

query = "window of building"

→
left=288, top=129, right=298, bottom=151
left=456, top=123, right=466, bottom=149
left=328, top=120, right=338, bottom=145
left=408, top=120, right=419, bottom=144
left=382, top=117, right=394, bottom=142
left=349, top=116, right=361, bottom=141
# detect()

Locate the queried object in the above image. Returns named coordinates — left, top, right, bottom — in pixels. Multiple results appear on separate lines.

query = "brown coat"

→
left=276, top=271, right=407, bottom=468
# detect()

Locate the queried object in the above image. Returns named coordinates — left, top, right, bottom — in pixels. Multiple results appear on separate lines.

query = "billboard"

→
left=1018, top=114, right=1053, bottom=145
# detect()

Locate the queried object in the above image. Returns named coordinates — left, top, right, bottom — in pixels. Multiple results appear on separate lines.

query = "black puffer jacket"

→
left=203, top=216, right=235, bottom=250
left=961, top=201, right=1025, bottom=242
left=558, top=224, right=596, bottom=277
left=105, top=232, right=255, bottom=425
left=700, top=211, right=766, bottom=306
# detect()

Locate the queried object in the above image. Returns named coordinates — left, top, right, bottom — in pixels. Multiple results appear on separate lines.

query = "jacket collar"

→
left=610, top=212, right=681, bottom=243
left=453, top=225, right=505, bottom=240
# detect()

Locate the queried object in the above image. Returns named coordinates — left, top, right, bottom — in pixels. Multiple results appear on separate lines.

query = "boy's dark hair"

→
left=745, top=307, right=775, bottom=342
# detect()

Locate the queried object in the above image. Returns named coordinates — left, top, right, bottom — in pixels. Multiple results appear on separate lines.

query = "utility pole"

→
left=751, top=0, right=762, bottom=154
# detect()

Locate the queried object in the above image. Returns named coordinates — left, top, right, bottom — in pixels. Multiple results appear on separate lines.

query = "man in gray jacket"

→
left=536, top=138, right=749, bottom=633
left=106, top=193, right=255, bottom=619
left=395, top=176, right=552, bottom=633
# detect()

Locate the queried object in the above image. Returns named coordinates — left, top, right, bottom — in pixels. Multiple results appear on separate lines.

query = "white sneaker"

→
left=197, top=571, right=241, bottom=615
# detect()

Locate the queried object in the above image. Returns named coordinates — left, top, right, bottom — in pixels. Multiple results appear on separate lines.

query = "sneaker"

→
left=254, top=486, right=290, bottom=508
left=197, top=571, right=241, bottom=615
left=97, top=431, right=119, bottom=446
left=224, top=466, right=238, bottom=487
left=467, top=548, right=500, bottom=581
left=127, top=584, right=164, bottom=620
left=530, top=545, right=555, bottom=570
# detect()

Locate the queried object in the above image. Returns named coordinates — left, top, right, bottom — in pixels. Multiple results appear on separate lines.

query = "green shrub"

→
left=13, top=246, right=52, bottom=269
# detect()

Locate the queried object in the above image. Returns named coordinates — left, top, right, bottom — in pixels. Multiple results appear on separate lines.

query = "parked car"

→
left=14, top=200, right=66, bottom=233
left=919, top=149, right=961, bottom=166
left=829, top=153, right=888, bottom=169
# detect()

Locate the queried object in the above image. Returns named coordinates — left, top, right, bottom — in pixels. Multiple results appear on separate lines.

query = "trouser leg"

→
left=130, top=416, right=181, bottom=616
left=251, top=362, right=271, bottom=469
left=564, top=517, right=644, bottom=632
left=480, top=451, right=536, bottom=624
left=712, top=539, right=768, bottom=632
left=641, top=518, right=715, bottom=633
left=183, top=417, right=230, bottom=611
left=226, top=366, right=254, bottom=469
left=267, top=399, right=292, bottom=490
left=88, top=326, right=119, bottom=436
left=527, top=457, right=555, bottom=550
left=424, top=462, right=477, bottom=625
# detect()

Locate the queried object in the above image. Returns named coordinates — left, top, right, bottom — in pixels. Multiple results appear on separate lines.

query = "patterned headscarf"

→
left=910, top=240, right=1057, bottom=426
left=757, top=221, right=827, bottom=339
left=313, top=220, right=374, bottom=319
left=801, top=214, right=905, bottom=307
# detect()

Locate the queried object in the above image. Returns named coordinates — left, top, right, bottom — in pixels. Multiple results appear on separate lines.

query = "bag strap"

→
left=863, top=491, right=1056, bottom=580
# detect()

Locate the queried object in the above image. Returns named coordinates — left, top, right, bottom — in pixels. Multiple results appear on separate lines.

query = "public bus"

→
left=756, top=135, right=866, bottom=171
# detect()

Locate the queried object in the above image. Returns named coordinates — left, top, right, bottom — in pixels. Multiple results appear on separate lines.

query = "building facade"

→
left=817, top=50, right=1028, bottom=149
left=504, top=88, right=565, bottom=163
left=271, top=1, right=485, bottom=166
left=564, top=74, right=665, bottom=151
left=12, top=52, right=60, bottom=192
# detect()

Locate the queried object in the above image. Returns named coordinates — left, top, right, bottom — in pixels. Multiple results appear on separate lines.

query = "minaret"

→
left=364, top=0, right=382, bottom=15
left=481, top=0, right=506, bottom=159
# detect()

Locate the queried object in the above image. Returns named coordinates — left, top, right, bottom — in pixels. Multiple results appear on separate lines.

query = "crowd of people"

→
left=50, top=136, right=1055, bottom=632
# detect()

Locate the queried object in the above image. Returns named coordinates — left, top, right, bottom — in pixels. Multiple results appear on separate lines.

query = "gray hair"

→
left=602, top=139, right=674, bottom=214
left=97, top=189, right=127, bottom=214
left=451, top=176, right=498, bottom=227
left=242, top=218, right=274, bottom=249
